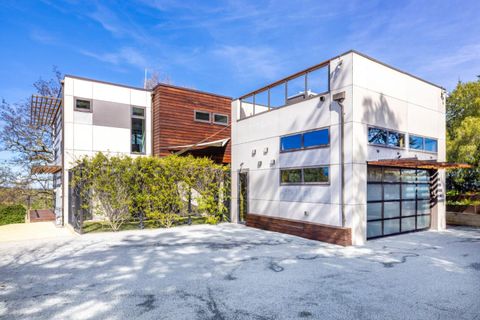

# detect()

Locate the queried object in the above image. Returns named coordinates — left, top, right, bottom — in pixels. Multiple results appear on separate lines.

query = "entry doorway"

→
left=238, top=170, right=249, bottom=223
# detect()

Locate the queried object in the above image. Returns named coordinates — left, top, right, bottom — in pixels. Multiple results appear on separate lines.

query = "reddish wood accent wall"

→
left=152, top=84, right=232, bottom=163
left=28, top=209, right=55, bottom=223
left=246, top=213, right=352, bottom=246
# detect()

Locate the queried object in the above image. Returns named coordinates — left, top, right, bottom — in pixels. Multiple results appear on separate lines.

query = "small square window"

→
left=75, top=99, right=91, bottom=112
left=213, top=114, right=228, bottom=125
left=132, top=107, right=145, bottom=117
left=195, top=111, right=210, bottom=123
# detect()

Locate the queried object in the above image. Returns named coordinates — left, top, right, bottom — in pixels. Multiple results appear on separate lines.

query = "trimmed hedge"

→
left=0, top=204, right=26, bottom=225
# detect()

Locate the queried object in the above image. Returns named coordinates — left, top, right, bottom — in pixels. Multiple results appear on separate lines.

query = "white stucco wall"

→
left=231, top=51, right=446, bottom=245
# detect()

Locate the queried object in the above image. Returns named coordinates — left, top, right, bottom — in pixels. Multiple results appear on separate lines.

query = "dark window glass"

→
left=75, top=99, right=91, bottom=111
left=367, top=221, right=382, bottom=238
left=384, top=202, right=400, bottom=218
left=195, top=111, right=210, bottom=122
left=280, top=169, right=302, bottom=184
left=402, top=217, right=416, bottom=231
left=303, top=167, right=329, bottom=183
left=424, top=138, right=437, bottom=152
left=367, top=203, right=382, bottom=220
left=303, top=129, right=329, bottom=148
left=368, top=127, right=387, bottom=145
left=131, top=118, right=145, bottom=153
left=384, top=184, right=400, bottom=200
left=388, top=132, right=405, bottom=147
left=383, top=168, right=401, bottom=182
left=409, top=135, right=423, bottom=150
left=280, top=134, right=302, bottom=151
left=132, top=107, right=145, bottom=117
left=401, top=169, right=416, bottom=182
left=213, top=114, right=228, bottom=125
left=367, top=167, right=383, bottom=182
left=384, top=219, right=400, bottom=235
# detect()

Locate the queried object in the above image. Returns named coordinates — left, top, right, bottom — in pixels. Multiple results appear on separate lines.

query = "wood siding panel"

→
left=246, top=213, right=352, bottom=246
left=152, top=85, right=232, bottom=163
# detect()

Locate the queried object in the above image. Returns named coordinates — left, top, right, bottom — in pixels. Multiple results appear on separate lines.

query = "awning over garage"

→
left=31, top=165, right=62, bottom=174
left=367, top=158, right=472, bottom=169
left=30, top=95, right=62, bottom=127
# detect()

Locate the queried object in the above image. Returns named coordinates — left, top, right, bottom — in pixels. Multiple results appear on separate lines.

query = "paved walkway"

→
left=0, top=222, right=74, bottom=243
left=0, top=224, right=479, bottom=319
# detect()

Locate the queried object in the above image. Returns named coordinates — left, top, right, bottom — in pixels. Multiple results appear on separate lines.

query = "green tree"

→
left=446, top=79, right=480, bottom=192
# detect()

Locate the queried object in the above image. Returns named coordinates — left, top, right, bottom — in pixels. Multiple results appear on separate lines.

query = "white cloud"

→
left=213, top=45, right=281, bottom=80
left=80, top=47, right=148, bottom=69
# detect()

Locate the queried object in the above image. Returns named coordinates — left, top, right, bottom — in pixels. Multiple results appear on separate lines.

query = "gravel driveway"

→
left=0, top=224, right=479, bottom=320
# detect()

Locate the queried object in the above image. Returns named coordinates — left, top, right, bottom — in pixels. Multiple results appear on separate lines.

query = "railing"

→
left=238, top=61, right=330, bottom=120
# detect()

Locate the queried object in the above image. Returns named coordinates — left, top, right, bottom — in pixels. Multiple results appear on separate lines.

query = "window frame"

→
left=131, top=106, right=146, bottom=154
left=74, top=98, right=92, bottom=113
left=279, top=165, right=330, bottom=185
left=194, top=110, right=211, bottom=123
left=408, top=134, right=438, bottom=154
left=280, top=127, right=330, bottom=153
left=367, top=126, right=406, bottom=149
left=213, top=113, right=229, bottom=126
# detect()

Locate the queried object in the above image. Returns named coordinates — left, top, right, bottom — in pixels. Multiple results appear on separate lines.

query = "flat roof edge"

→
left=236, top=49, right=444, bottom=100
left=153, top=83, right=232, bottom=100
left=64, top=74, right=152, bottom=92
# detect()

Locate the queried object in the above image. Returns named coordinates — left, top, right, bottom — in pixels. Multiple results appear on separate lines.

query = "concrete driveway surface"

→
left=0, top=222, right=74, bottom=243
left=0, top=224, right=479, bottom=320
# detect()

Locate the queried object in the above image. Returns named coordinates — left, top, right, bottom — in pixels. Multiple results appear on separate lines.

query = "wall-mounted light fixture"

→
left=263, top=147, right=268, bottom=155
left=270, top=159, right=275, bottom=166
left=257, top=161, right=262, bottom=168
left=251, top=149, right=256, bottom=156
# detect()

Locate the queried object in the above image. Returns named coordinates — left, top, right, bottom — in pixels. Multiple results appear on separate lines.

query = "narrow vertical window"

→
left=131, top=107, right=145, bottom=153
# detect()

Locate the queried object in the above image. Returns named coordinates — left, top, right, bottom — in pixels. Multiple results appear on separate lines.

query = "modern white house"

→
left=30, top=75, right=232, bottom=230
left=230, top=50, right=457, bottom=245
left=32, top=76, right=152, bottom=228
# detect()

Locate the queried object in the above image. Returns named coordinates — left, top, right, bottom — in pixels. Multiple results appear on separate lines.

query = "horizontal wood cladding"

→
left=152, top=85, right=232, bottom=163
left=246, top=213, right=352, bottom=246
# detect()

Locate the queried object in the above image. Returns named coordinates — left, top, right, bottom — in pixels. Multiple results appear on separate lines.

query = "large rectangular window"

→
left=280, top=128, right=329, bottom=152
left=409, top=135, right=438, bottom=153
left=368, top=127, right=405, bottom=148
left=280, top=166, right=329, bottom=185
left=131, top=107, right=145, bottom=153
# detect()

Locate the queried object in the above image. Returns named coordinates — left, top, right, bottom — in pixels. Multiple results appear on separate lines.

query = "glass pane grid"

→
left=367, top=167, right=432, bottom=239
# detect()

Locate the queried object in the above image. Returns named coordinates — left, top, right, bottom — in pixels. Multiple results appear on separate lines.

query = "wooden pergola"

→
left=367, top=158, right=472, bottom=170
left=30, top=95, right=62, bottom=127
left=31, top=165, right=62, bottom=175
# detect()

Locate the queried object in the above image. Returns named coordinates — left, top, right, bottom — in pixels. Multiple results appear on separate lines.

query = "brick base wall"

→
left=246, top=213, right=352, bottom=246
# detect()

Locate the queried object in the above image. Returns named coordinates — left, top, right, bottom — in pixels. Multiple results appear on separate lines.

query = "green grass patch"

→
left=0, top=204, right=26, bottom=226
left=82, top=216, right=207, bottom=234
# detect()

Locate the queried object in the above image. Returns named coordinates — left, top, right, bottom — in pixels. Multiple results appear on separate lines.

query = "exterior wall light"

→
left=252, top=149, right=256, bottom=156
left=270, top=159, right=275, bottom=166
left=263, top=147, right=268, bottom=155
left=257, top=161, right=262, bottom=168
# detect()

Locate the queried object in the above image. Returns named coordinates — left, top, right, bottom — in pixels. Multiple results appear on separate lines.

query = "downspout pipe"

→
left=333, top=91, right=346, bottom=227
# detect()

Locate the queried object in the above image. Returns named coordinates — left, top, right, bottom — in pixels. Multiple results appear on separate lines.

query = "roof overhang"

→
left=31, top=165, right=62, bottom=174
left=30, top=95, right=62, bottom=127
left=367, top=158, right=472, bottom=170
left=168, top=138, right=230, bottom=151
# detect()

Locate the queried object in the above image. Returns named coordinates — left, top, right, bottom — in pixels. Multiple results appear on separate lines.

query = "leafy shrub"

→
left=0, top=204, right=26, bottom=225
left=72, top=153, right=230, bottom=231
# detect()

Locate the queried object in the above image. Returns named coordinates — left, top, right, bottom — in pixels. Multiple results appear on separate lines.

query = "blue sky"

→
left=2, top=0, right=479, bottom=163
left=1, top=0, right=479, bottom=106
